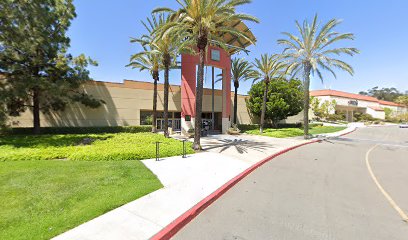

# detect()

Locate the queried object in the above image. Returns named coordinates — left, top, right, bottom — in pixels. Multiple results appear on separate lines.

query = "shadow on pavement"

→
left=202, top=138, right=274, bottom=154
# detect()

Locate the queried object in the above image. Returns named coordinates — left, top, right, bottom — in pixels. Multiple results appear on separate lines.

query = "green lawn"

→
left=0, top=160, right=162, bottom=240
left=0, top=132, right=194, bottom=161
left=244, top=126, right=346, bottom=138
left=0, top=132, right=194, bottom=239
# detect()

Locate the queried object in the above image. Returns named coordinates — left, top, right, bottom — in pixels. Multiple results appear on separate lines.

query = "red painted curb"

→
left=150, top=127, right=357, bottom=240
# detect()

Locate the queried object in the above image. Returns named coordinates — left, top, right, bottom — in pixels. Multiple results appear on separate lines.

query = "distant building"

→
left=311, top=89, right=407, bottom=121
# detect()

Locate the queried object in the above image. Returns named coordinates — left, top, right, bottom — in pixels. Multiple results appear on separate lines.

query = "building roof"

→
left=378, top=100, right=401, bottom=107
left=368, top=106, right=384, bottom=111
left=310, top=89, right=404, bottom=107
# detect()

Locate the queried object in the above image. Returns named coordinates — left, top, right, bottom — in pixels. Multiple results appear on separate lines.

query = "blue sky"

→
left=68, top=0, right=408, bottom=95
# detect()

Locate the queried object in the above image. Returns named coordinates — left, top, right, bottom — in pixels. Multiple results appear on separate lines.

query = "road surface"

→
left=173, top=126, right=408, bottom=240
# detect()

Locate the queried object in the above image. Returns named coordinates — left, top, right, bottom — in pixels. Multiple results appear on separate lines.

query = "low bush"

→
left=276, top=122, right=302, bottom=128
left=354, top=113, right=375, bottom=122
left=7, top=125, right=151, bottom=135
left=238, top=124, right=260, bottom=131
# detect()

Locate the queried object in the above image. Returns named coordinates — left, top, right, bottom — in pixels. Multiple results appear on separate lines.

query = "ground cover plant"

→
left=0, top=132, right=194, bottom=161
left=243, top=126, right=346, bottom=138
left=0, top=132, right=193, bottom=239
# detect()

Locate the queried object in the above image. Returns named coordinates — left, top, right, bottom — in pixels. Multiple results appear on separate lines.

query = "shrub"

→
left=276, top=122, right=302, bottom=128
left=238, top=124, right=260, bottom=132
left=327, top=114, right=345, bottom=122
left=8, top=126, right=151, bottom=135
left=354, top=113, right=375, bottom=122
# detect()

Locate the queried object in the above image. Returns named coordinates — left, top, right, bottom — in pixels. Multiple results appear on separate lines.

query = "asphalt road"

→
left=173, top=126, right=408, bottom=240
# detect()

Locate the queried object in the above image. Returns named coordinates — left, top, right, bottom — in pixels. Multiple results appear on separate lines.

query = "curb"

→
left=150, top=127, right=357, bottom=240
left=150, top=141, right=317, bottom=240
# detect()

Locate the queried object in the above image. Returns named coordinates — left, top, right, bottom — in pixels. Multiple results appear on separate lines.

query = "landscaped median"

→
left=0, top=131, right=193, bottom=240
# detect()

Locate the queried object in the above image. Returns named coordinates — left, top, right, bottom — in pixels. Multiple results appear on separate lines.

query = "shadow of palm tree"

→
left=202, top=138, right=274, bottom=154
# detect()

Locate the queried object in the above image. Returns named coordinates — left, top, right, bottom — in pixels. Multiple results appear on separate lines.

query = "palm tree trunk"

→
left=303, top=64, right=312, bottom=139
left=260, top=80, right=269, bottom=133
left=211, top=66, right=215, bottom=131
left=193, top=48, right=205, bottom=150
left=233, top=83, right=239, bottom=125
left=152, top=73, right=158, bottom=133
left=33, top=87, right=40, bottom=134
left=163, top=63, right=169, bottom=138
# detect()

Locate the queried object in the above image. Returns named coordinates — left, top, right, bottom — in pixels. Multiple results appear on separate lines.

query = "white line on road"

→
left=365, top=144, right=408, bottom=223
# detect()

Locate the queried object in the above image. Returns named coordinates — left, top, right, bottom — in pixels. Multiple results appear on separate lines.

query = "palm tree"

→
left=252, top=54, right=286, bottom=133
left=278, top=14, right=359, bottom=139
left=230, top=58, right=253, bottom=125
left=154, top=0, right=259, bottom=150
left=127, top=45, right=161, bottom=133
left=138, top=14, right=181, bottom=137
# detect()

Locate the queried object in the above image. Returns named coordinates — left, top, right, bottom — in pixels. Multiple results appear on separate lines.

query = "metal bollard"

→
left=182, top=140, right=186, bottom=158
left=155, top=141, right=161, bottom=161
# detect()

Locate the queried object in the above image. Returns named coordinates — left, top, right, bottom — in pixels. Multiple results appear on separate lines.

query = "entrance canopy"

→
left=215, top=20, right=256, bottom=54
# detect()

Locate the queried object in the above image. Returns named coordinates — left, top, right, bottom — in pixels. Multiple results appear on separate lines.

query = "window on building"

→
left=174, top=112, right=181, bottom=118
left=140, top=111, right=153, bottom=125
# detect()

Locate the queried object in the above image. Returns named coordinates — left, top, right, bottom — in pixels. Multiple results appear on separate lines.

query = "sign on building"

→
left=211, top=49, right=220, bottom=61
left=348, top=100, right=358, bottom=106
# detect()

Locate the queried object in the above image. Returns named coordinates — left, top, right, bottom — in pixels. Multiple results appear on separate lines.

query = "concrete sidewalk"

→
left=53, top=127, right=354, bottom=240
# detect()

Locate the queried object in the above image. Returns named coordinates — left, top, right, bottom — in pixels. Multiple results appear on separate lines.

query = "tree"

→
left=137, top=14, right=181, bottom=138
left=359, top=87, right=403, bottom=102
left=310, top=97, right=336, bottom=120
left=0, top=80, right=7, bottom=132
left=128, top=38, right=161, bottom=133
left=252, top=54, right=286, bottom=133
left=383, top=107, right=393, bottom=121
left=278, top=14, right=359, bottom=139
left=246, top=79, right=303, bottom=127
left=0, top=0, right=103, bottom=134
left=396, top=95, right=408, bottom=106
left=230, top=58, right=253, bottom=125
left=154, top=0, right=259, bottom=150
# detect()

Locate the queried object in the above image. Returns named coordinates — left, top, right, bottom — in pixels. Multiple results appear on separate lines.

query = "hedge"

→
left=6, top=126, right=152, bottom=135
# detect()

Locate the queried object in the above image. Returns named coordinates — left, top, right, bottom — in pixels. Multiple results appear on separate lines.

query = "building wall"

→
left=366, top=107, right=385, bottom=119
left=312, top=94, right=408, bottom=121
left=9, top=80, right=254, bottom=128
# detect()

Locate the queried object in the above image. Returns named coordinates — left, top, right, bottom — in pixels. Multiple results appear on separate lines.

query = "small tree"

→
left=383, top=107, right=393, bottom=121
left=311, top=97, right=336, bottom=120
left=246, top=79, right=303, bottom=127
left=396, top=96, right=408, bottom=106
left=252, top=54, right=287, bottom=133
left=231, top=58, right=254, bottom=125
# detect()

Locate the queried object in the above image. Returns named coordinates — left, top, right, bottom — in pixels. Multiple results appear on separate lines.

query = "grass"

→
left=0, top=160, right=162, bottom=240
left=0, top=133, right=194, bottom=161
left=0, top=132, right=194, bottom=239
left=244, top=126, right=346, bottom=138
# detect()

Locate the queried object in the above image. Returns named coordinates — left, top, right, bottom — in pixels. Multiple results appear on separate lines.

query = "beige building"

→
left=311, top=89, right=408, bottom=121
left=10, top=80, right=257, bottom=131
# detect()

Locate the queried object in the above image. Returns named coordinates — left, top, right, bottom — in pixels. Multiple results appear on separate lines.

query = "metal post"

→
left=156, top=141, right=160, bottom=161
left=182, top=140, right=186, bottom=158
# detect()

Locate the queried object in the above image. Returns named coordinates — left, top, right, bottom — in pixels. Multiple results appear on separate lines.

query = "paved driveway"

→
left=173, top=126, right=408, bottom=240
